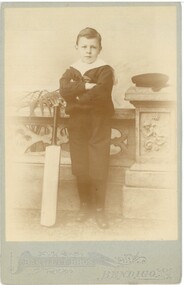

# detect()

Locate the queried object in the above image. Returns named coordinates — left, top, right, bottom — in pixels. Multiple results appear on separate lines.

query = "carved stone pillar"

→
left=123, top=86, right=178, bottom=223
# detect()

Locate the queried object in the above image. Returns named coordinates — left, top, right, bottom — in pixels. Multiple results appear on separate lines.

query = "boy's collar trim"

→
left=70, top=58, right=107, bottom=75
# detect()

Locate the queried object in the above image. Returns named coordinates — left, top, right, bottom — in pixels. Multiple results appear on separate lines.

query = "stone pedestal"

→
left=123, top=86, right=178, bottom=222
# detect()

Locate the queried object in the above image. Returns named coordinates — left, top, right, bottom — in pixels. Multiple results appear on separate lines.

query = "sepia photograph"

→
left=2, top=2, right=181, bottom=284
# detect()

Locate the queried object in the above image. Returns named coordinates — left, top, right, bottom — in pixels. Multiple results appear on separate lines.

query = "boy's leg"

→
left=88, top=114, right=111, bottom=179
left=88, top=114, right=112, bottom=229
left=91, top=179, right=106, bottom=209
left=76, top=175, right=91, bottom=205
left=67, top=113, right=92, bottom=222
left=67, top=113, right=91, bottom=176
left=91, top=179, right=109, bottom=229
left=75, top=175, right=92, bottom=222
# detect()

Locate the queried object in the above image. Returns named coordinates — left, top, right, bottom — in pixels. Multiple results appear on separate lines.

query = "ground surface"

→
left=6, top=209, right=177, bottom=241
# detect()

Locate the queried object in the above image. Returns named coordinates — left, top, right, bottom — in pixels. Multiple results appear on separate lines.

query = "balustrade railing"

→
left=8, top=108, right=136, bottom=168
left=6, top=86, right=178, bottom=225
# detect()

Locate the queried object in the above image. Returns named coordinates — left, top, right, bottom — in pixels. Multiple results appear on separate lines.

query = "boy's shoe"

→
left=76, top=203, right=90, bottom=222
left=95, top=208, right=109, bottom=229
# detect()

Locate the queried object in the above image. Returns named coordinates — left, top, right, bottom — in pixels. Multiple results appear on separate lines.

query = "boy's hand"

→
left=85, top=83, right=97, bottom=90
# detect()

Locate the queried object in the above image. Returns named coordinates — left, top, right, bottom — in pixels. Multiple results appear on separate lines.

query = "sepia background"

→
left=5, top=5, right=177, bottom=109
left=5, top=5, right=179, bottom=241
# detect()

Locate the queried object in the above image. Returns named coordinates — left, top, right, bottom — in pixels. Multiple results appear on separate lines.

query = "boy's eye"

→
left=81, top=45, right=97, bottom=49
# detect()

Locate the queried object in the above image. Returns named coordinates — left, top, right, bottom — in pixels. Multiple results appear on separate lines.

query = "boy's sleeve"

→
left=78, top=66, right=114, bottom=105
left=60, top=68, right=85, bottom=102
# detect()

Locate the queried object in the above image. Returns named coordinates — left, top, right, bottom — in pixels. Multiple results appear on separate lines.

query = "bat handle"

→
left=51, top=105, right=59, bottom=145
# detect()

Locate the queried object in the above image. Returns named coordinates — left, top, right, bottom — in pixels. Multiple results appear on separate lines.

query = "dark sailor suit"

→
left=59, top=59, right=115, bottom=209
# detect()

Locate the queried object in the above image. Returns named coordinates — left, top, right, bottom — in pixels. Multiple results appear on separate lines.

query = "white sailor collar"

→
left=70, top=58, right=107, bottom=76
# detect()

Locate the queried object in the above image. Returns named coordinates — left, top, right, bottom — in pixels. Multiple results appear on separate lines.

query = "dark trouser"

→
left=76, top=176, right=107, bottom=209
left=67, top=111, right=111, bottom=208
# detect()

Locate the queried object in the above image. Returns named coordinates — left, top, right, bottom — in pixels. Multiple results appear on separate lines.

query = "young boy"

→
left=59, top=27, right=115, bottom=229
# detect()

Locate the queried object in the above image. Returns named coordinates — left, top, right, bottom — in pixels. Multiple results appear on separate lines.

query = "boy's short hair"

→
left=76, top=27, right=102, bottom=49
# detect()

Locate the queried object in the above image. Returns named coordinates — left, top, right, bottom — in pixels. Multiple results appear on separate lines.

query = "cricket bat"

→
left=40, top=105, right=61, bottom=226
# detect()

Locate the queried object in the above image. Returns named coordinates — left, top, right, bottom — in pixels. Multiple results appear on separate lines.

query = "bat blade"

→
left=40, top=145, right=61, bottom=227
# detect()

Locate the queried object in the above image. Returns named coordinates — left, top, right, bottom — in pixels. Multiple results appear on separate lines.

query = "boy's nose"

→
left=86, top=47, right=92, bottom=54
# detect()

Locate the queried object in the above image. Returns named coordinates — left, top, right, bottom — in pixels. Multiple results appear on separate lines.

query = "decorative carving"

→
left=58, top=127, right=70, bottom=152
left=8, top=111, right=135, bottom=167
left=10, top=122, right=131, bottom=156
left=9, top=123, right=70, bottom=156
left=140, top=112, right=169, bottom=155
left=110, top=128, right=129, bottom=155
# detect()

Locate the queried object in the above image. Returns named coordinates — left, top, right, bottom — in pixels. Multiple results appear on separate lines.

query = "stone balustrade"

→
left=6, top=85, right=178, bottom=226
left=124, top=86, right=178, bottom=225
left=8, top=108, right=135, bottom=166
left=6, top=108, right=135, bottom=215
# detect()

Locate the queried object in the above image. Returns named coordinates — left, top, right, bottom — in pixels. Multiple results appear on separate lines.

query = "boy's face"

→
left=76, top=37, right=101, bottom=64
